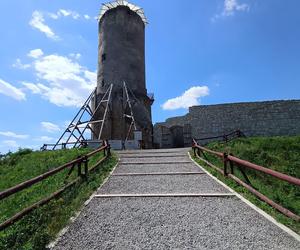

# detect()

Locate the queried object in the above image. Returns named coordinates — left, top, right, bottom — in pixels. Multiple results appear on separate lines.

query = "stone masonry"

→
left=154, top=100, right=300, bottom=148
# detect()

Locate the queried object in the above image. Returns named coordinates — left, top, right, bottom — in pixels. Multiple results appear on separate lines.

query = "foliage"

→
left=192, top=136, right=300, bottom=234
left=0, top=148, right=117, bottom=249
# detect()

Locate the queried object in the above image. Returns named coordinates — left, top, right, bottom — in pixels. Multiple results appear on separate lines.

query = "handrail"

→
left=192, top=141, right=223, bottom=158
left=227, top=154, right=300, bottom=186
left=194, top=130, right=244, bottom=142
left=192, top=139, right=300, bottom=221
left=0, top=141, right=111, bottom=231
left=192, top=139, right=300, bottom=187
left=0, top=142, right=108, bottom=200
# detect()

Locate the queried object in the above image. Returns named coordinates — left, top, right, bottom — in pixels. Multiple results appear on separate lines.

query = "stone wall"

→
left=154, top=100, right=300, bottom=148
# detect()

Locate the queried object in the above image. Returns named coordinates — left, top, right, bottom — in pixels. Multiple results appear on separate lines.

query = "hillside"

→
left=0, top=148, right=117, bottom=249
left=193, top=136, right=300, bottom=233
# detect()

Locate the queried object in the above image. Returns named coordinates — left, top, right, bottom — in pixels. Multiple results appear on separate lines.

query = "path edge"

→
left=188, top=152, right=300, bottom=242
left=46, top=157, right=120, bottom=249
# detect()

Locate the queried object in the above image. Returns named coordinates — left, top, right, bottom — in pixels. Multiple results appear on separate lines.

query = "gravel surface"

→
left=119, top=156, right=190, bottom=163
left=118, top=152, right=188, bottom=157
left=51, top=148, right=300, bottom=249
left=98, top=174, right=229, bottom=194
left=118, top=148, right=190, bottom=154
left=52, top=197, right=300, bottom=250
left=113, top=163, right=203, bottom=174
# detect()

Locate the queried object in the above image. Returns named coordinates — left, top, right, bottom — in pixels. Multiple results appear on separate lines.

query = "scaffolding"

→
left=41, top=82, right=139, bottom=150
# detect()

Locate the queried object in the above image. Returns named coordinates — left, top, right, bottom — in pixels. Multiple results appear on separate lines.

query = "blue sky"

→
left=0, top=0, right=300, bottom=153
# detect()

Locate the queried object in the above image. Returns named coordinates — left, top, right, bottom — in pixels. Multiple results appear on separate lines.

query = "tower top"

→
left=98, top=0, right=147, bottom=24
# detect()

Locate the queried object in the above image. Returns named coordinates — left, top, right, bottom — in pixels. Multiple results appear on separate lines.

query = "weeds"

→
left=192, top=136, right=300, bottom=234
left=0, top=148, right=117, bottom=249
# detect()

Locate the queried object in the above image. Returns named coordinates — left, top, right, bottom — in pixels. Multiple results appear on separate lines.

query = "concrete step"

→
left=114, top=163, right=202, bottom=174
left=97, top=174, right=230, bottom=195
left=117, top=153, right=188, bottom=158
left=117, top=148, right=190, bottom=154
left=119, top=156, right=190, bottom=164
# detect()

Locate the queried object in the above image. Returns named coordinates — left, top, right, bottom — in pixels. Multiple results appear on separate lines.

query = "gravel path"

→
left=98, top=174, right=229, bottom=194
left=51, top=148, right=300, bottom=249
left=114, top=163, right=203, bottom=174
left=52, top=197, right=300, bottom=250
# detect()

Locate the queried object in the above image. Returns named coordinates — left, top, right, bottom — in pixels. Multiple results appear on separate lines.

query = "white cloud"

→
left=12, top=59, right=31, bottom=70
left=223, top=0, right=249, bottom=16
left=21, top=82, right=42, bottom=94
left=0, top=78, right=26, bottom=101
left=35, top=136, right=54, bottom=142
left=3, top=140, right=19, bottom=148
left=162, top=86, right=209, bottom=110
left=41, top=122, right=61, bottom=133
left=29, top=11, right=59, bottom=40
left=0, top=131, right=29, bottom=139
left=28, top=49, right=44, bottom=59
left=69, top=53, right=81, bottom=60
left=49, top=9, right=83, bottom=20
left=212, top=0, right=249, bottom=21
left=48, top=13, right=59, bottom=20
left=59, top=9, right=78, bottom=19
left=23, top=51, right=96, bottom=107
left=84, top=14, right=90, bottom=20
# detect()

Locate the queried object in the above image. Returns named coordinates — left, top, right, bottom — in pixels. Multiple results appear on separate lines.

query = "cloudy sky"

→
left=0, top=0, right=299, bottom=152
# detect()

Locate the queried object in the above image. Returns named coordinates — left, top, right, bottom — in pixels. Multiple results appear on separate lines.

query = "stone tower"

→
left=92, top=1, right=153, bottom=149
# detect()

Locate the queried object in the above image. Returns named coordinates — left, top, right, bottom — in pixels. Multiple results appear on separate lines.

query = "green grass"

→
left=0, top=148, right=117, bottom=250
left=192, top=136, right=300, bottom=234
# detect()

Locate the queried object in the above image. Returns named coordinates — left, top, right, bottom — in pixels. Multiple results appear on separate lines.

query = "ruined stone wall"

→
left=154, top=100, right=300, bottom=148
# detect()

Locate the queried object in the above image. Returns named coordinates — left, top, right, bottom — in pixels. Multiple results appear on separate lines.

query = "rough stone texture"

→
left=97, top=175, right=230, bottom=194
left=52, top=197, right=300, bottom=250
left=154, top=100, right=300, bottom=148
left=93, top=5, right=153, bottom=148
left=114, top=163, right=202, bottom=174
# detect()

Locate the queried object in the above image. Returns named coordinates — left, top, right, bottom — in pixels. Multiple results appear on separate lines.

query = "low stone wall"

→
left=154, top=100, right=300, bottom=148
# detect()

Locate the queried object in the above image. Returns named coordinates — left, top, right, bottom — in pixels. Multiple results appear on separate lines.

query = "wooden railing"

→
left=192, top=139, right=300, bottom=221
left=194, top=130, right=245, bottom=145
left=0, top=141, right=111, bottom=231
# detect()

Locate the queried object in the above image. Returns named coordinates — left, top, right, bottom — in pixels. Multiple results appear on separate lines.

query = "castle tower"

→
left=93, top=1, right=153, bottom=148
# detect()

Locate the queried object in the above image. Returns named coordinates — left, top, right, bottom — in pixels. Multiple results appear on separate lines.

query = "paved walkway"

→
left=51, top=148, right=300, bottom=249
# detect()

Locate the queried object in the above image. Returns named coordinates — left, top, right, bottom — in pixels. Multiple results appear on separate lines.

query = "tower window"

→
left=102, top=54, right=106, bottom=62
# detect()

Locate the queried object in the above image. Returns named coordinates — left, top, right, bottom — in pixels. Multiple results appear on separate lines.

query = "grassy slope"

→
left=0, top=148, right=117, bottom=250
left=192, top=136, right=300, bottom=234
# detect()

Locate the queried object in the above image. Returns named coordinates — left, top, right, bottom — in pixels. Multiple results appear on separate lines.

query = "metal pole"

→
left=98, top=84, right=113, bottom=140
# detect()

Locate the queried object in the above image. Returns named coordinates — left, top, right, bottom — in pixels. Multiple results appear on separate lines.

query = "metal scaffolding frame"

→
left=123, top=81, right=137, bottom=141
left=45, top=85, right=113, bottom=150
left=41, top=82, right=140, bottom=150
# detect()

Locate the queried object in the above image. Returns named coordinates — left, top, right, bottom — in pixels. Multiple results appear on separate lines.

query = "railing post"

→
left=77, top=156, right=82, bottom=177
left=223, top=135, right=228, bottom=143
left=83, top=156, right=88, bottom=178
left=192, top=139, right=196, bottom=157
left=197, top=147, right=201, bottom=157
left=229, top=153, right=234, bottom=174
left=106, top=140, right=111, bottom=157
left=81, top=141, right=88, bottom=148
left=223, top=152, right=228, bottom=176
left=102, top=140, right=106, bottom=156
